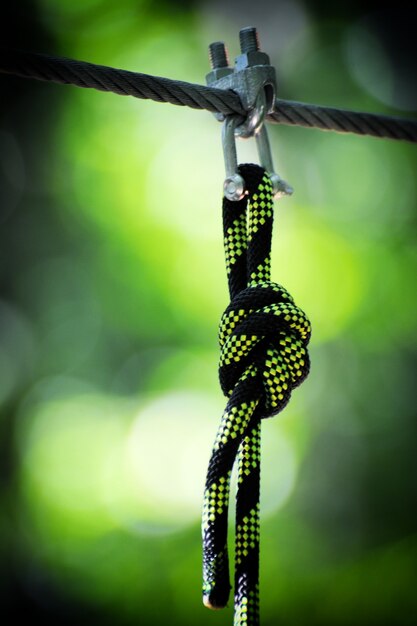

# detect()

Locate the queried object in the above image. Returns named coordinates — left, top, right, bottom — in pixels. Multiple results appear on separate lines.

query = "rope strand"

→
left=203, top=164, right=311, bottom=625
left=1, top=49, right=416, bottom=142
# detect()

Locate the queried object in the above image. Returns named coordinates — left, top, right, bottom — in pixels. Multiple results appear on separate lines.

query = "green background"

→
left=1, top=1, right=416, bottom=624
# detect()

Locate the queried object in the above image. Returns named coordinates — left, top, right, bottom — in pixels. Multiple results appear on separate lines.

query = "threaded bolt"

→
left=209, top=41, right=229, bottom=69
left=239, top=27, right=260, bottom=53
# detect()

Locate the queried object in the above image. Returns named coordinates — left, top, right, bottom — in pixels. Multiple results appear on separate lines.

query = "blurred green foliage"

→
left=1, top=1, right=416, bottom=625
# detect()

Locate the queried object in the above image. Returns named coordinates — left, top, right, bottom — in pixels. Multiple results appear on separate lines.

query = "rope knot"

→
left=219, top=280, right=310, bottom=418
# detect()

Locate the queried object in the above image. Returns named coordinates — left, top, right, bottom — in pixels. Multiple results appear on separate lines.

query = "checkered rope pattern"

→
left=202, top=164, right=311, bottom=625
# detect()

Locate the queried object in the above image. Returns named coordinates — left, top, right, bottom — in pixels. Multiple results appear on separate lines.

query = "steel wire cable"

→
left=1, top=49, right=416, bottom=142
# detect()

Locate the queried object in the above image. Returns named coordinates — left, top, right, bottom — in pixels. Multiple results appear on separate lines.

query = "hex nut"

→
left=235, top=51, right=270, bottom=71
left=206, top=67, right=234, bottom=85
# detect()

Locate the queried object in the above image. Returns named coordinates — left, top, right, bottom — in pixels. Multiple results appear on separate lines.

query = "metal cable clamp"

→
left=207, top=27, right=293, bottom=201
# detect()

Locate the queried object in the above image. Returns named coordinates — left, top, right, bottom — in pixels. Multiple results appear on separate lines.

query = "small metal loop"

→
left=235, top=90, right=266, bottom=139
left=221, top=101, right=293, bottom=201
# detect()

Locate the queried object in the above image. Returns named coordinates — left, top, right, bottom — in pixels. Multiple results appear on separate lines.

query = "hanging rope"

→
left=1, top=49, right=416, bottom=142
left=202, top=164, right=311, bottom=625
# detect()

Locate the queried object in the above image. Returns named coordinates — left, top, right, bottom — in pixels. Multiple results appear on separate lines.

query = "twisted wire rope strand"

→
left=1, top=49, right=416, bottom=142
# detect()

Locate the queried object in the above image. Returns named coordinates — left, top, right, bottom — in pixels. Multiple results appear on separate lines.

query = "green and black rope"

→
left=202, top=164, right=311, bottom=625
